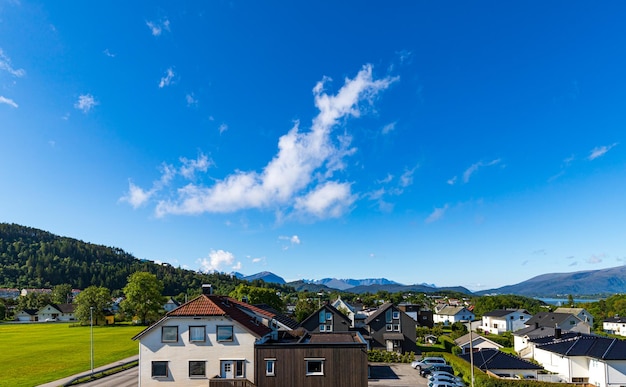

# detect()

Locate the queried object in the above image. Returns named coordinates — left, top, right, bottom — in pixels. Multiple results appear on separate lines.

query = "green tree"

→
left=122, top=272, right=165, bottom=325
left=17, top=291, right=51, bottom=311
left=294, top=298, right=317, bottom=322
left=52, top=283, right=73, bottom=304
left=229, top=284, right=284, bottom=311
left=567, top=294, right=575, bottom=307
left=74, top=286, right=111, bottom=325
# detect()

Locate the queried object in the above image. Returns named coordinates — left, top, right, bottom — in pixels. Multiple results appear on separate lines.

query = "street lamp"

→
left=90, top=306, right=94, bottom=376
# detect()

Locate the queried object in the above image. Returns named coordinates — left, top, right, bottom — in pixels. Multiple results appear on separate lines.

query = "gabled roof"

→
left=247, top=303, right=300, bottom=330
left=459, top=349, right=542, bottom=371
left=603, top=316, right=626, bottom=324
left=37, top=303, right=75, bottom=314
left=536, top=334, right=626, bottom=360
left=524, top=312, right=582, bottom=328
left=436, top=306, right=472, bottom=316
left=364, top=302, right=393, bottom=324
left=454, top=333, right=503, bottom=349
left=133, top=294, right=272, bottom=340
left=16, top=308, right=38, bottom=315
left=483, top=309, right=530, bottom=318
left=301, top=303, right=351, bottom=327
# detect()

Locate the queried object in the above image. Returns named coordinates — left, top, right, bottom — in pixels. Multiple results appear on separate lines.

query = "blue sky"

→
left=1, top=1, right=625, bottom=291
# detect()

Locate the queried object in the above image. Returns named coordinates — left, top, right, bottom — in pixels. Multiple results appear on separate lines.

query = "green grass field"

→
left=0, top=322, right=144, bottom=387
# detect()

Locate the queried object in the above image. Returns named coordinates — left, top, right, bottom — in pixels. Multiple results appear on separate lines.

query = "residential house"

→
left=364, top=302, right=418, bottom=354
left=433, top=306, right=475, bottom=326
left=397, top=302, right=434, bottom=328
left=513, top=326, right=578, bottom=359
left=603, top=316, right=626, bottom=336
left=300, top=304, right=351, bottom=333
left=480, top=309, right=532, bottom=334
left=459, top=348, right=543, bottom=380
left=37, top=303, right=76, bottom=322
left=0, top=288, right=20, bottom=299
left=163, top=297, right=180, bottom=312
left=532, top=332, right=626, bottom=386
left=20, top=288, right=52, bottom=297
left=330, top=296, right=368, bottom=328
left=14, top=308, right=38, bottom=322
left=554, top=307, right=594, bottom=327
left=524, top=312, right=591, bottom=334
left=454, top=332, right=503, bottom=354
left=255, top=332, right=368, bottom=387
left=132, top=289, right=274, bottom=386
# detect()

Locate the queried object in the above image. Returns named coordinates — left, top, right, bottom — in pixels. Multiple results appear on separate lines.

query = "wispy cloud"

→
left=0, top=48, right=26, bottom=77
left=587, top=253, right=605, bottom=264
left=0, top=96, right=18, bottom=108
left=463, top=159, right=501, bottom=183
left=128, top=65, right=396, bottom=220
left=381, top=121, right=396, bottom=135
left=74, top=94, right=98, bottom=113
left=588, top=143, right=618, bottom=160
left=197, top=249, right=237, bottom=273
left=447, top=176, right=457, bottom=185
left=366, top=165, right=417, bottom=212
left=425, top=204, right=449, bottom=223
left=159, top=67, right=175, bottom=88
left=279, top=235, right=301, bottom=245
left=146, top=19, right=170, bottom=36
left=103, top=49, right=116, bottom=58
left=218, top=123, right=228, bottom=134
left=186, top=93, right=198, bottom=106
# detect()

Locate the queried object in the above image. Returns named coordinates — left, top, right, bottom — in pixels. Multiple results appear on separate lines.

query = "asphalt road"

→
left=77, top=368, right=138, bottom=387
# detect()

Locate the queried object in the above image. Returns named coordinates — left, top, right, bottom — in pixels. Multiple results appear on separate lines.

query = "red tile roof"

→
left=167, top=294, right=227, bottom=316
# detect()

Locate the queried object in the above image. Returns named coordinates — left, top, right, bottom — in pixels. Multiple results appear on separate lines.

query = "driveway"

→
left=369, top=362, right=427, bottom=386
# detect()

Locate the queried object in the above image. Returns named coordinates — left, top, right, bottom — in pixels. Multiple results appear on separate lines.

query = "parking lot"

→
left=368, top=362, right=428, bottom=386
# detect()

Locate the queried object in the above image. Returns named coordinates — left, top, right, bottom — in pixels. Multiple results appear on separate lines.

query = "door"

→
left=221, top=360, right=234, bottom=379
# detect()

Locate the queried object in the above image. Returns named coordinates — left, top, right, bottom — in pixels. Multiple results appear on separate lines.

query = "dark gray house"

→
left=364, top=302, right=418, bottom=354
left=300, top=303, right=351, bottom=333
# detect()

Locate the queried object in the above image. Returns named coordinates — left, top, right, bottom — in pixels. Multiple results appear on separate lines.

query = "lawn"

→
left=0, top=322, right=144, bottom=387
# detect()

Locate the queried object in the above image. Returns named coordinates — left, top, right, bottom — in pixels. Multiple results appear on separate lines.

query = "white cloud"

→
left=218, top=123, right=228, bottom=134
left=146, top=19, right=170, bottom=36
left=197, top=249, right=235, bottom=272
left=120, top=180, right=153, bottom=208
left=74, top=94, right=98, bottom=113
left=588, top=143, right=617, bottom=160
left=186, top=93, right=198, bottom=106
left=399, top=166, right=417, bottom=188
left=463, top=159, right=501, bottom=183
left=279, top=235, right=301, bottom=245
left=447, top=176, right=457, bottom=185
left=159, top=68, right=175, bottom=88
left=587, top=253, right=605, bottom=264
left=425, top=204, right=449, bottom=223
left=147, top=64, right=396, bottom=219
left=0, top=96, right=18, bottom=108
left=381, top=121, right=396, bottom=134
left=0, top=48, right=25, bottom=77
left=103, top=49, right=116, bottom=58
left=179, top=153, right=212, bottom=180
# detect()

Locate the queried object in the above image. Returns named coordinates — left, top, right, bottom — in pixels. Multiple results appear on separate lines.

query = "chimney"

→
left=555, top=327, right=561, bottom=339
left=535, top=322, right=539, bottom=329
left=202, top=284, right=213, bottom=295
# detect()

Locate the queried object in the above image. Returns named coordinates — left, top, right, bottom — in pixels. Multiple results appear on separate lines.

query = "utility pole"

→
left=90, top=306, right=94, bottom=376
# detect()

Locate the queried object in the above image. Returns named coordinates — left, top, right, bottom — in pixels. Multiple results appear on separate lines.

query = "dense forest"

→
left=0, top=223, right=293, bottom=296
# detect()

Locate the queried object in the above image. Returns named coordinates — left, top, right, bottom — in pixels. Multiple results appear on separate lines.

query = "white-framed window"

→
left=161, top=326, right=178, bottom=343
left=319, top=311, right=326, bottom=323
left=392, top=311, right=400, bottom=320
left=326, top=312, right=332, bottom=320
left=189, top=326, right=206, bottom=342
left=305, top=358, right=325, bottom=376
left=217, top=325, right=234, bottom=342
left=152, top=361, right=168, bottom=378
left=386, top=323, right=393, bottom=331
left=319, top=324, right=326, bottom=332
left=189, top=361, right=206, bottom=378
left=385, top=309, right=393, bottom=323
left=326, top=324, right=333, bottom=332
left=393, top=324, right=400, bottom=331
left=265, top=359, right=276, bottom=376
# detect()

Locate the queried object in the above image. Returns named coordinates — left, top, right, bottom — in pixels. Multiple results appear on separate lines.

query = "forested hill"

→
left=0, top=223, right=258, bottom=295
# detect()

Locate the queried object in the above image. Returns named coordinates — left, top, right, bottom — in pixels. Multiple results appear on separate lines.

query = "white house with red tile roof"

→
left=132, top=290, right=275, bottom=387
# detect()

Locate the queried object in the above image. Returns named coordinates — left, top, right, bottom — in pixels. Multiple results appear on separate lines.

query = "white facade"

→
left=37, top=304, right=75, bottom=322
left=137, top=315, right=264, bottom=387
left=603, top=319, right=626, bottom=337
left=433, top=306, right=474, bottom=325
left=480, top=310, right=530, bottom=334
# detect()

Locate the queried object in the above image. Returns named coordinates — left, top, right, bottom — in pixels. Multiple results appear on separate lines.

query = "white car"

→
left=411, top=356, right=447, bottom=369
left=428, top=372, right=463, bottom=383
left=429, top=382, right=465, bottom=387
left=429, top=376, right=465, bottom=387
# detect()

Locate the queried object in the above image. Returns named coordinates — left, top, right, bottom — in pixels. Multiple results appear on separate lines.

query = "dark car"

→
left=421, top=364, right=454, bottom=377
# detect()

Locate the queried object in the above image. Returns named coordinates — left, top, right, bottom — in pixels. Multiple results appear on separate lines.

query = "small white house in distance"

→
left=603, top=316, right=626, bottom=336
left=433, top=306, right=475, bottom=325
left=132, top=290, right=274, bottom=387
left=480, top=309, right=532, bottom=334
left=454, top=332, right=503, bottom=354
left=554, top=307, right=594, bottom=327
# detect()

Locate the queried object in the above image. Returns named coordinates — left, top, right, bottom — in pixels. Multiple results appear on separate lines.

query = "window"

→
left=326, top=324, right=333, bottom=332
left=189, top=326, right=206, bottom=342
left=161, top=326, right=178, bottom=343
left=189, top=361, right=206, bottom=378
left=235, top=360, right=245, bottom=377
left=319, top=324, right=326, bottom=332
left=393, top=324, right=400, bottom=331
left=386, top=323, right=393, bottom=331
left=326, top=312, right=332, bottom=320
left=319, top=311, right=326, bottom=323
left=510, top=316, right=514, bottom=320
left=152, top=361, right=168, bottom=378
left=265, top=359, right=275, bottom=376
left=392, top=311, right=400, bottom=320
left=305, top=359, right=324, bottom=376
left=385, top=309, right=392, bottom=323
left=217, top=325, right=234, bottom=342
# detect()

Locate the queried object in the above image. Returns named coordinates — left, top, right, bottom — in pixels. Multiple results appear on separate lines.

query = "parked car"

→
left=429, top=382, right=464, bottom=387
left=411, top=356, right=447, bottom=369
left=428, top=377, right=465, bottom=387
left=428, top=371, right=461, bottom=382
left=429, top=374, right=464, bottom=384
left=421, top=364, right=454, bottom=377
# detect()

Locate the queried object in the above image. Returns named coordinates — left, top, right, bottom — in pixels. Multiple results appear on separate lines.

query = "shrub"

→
left=367, top=350, right=415, bottom=363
